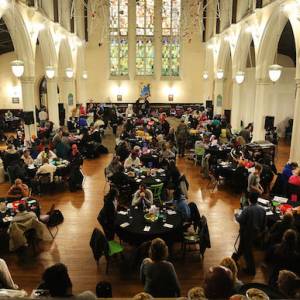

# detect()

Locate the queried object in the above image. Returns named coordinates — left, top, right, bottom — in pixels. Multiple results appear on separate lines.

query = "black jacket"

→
left=89, top=228, right=109, bottom=261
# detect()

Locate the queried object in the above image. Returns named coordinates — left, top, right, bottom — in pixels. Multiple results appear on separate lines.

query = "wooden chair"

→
left=90, top=228, right=124, bottom=274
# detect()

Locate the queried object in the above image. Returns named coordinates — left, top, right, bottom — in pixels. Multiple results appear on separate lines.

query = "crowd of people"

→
left=1, top=101, right=300, bottom=298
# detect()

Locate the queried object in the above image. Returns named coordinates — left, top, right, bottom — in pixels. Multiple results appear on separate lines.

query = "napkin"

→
left=266, top=211, right=274, bottom=216
left=273, top=196, right=288, bottom=204
left=163, top=223, right=173, bottom=228
left=167, top=210, right=176, bottom=215
left=143, top=226, right=151, bottom=232
left=155, top=179, right=161, bottom=182
left=120, top=222, right=130, bottom=228
left=118, top=211, right=128, bottom=215
left=258, top=198, right=269, bottom=206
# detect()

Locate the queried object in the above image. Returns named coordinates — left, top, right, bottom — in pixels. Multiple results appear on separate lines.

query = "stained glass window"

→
left=136, top=0, right=155, bottom=76
left=161, top=0, right=181, bottom=77
left=109, top=0, right=129, bottom=76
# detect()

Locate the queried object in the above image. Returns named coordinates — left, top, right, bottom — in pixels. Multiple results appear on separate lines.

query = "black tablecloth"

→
left=0, top=198, right=40, bottom=228
left=126, top=170, right=167, bottom=187
left=115, top=207, right=182, bottom=245
left=140, top=153, right=160, bottom=168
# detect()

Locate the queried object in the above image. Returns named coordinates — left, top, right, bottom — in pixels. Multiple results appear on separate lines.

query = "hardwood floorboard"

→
left=0, top=142, right=290, bottom=297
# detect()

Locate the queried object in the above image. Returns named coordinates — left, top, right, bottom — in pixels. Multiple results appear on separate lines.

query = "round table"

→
left=115, top=207, right=182, bottom=245
left=125, top=168, right=167, bottom=187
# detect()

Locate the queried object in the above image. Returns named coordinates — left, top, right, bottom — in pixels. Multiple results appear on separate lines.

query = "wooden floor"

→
left=0, top=141, right=290, bottom=297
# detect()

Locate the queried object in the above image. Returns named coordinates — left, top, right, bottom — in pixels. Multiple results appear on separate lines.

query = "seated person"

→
left=52, top=129, right=63, bottom=148
left=268, top=212, right=296, bottom=246
left=97, top=188, right=119, bottom=240
left=203, top=266, right=234, bottom=299
left=7, top=178, right=30, bottom=198
left=282, top=162, right=298, bottom=182
left=78, top=116, right=88, bottom=128
left=160, top=143, right=175, bottom=161
left=132, top=184, right=153, bottom=208
left=10, top=203, right=37, bottom=223
left=3, top=145, right=21, bottom=170
left=37, top=263, right=73, bottom=297
left=277, top=270, right=300, bottom=299
left=36, top=158, right=57, bottom=182
left=106, top=156, right=122, bottom=178
left=173, top=188, right=190, bottom=222
left=67, top=117, right=77, bottom=132
left=110, top=165, right=136, bottom=188
left=288, top=167, right=300, bottom=186
left=0, top=258, right=18, bottom=289
left=116, top=141, right=130, bottom=162
left=21, top=149, right=33, bottom=166
left=37, top=147, right=57, bottom=163
left=124, top=148, right=141, bottom=169
left=140, top=238, right=180, bottom=297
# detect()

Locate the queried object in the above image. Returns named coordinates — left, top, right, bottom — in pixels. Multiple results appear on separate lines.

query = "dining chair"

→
left=150, top=183, right=164, bottom=205
left=90, top=228, right=124, bottom=274
left=39, top=204, right=59, bottom=239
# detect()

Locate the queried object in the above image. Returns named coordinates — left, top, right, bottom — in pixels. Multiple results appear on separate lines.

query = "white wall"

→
left=239, top=67, right=296, bottom=136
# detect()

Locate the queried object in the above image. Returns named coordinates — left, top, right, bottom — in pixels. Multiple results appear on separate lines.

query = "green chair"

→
left=90, top=228, right=124, bottom=274
left=150, top=183, right=164, bottom=205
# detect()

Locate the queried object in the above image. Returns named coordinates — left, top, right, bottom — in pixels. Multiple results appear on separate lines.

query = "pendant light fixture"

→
left=11, top=60, right=24, bottom=78
left=203, top=71, right=209, bottom=80
left=235, top=71, right=245, bottom=84
left=45, top=66, right=55, bottom=79
left=268, top=64, right=282, bottom=82
left=216, top=69, right=224, bottom=79
left=65, top=68, right=74, bottom=79
left=82, top=70, right=88, bottom=79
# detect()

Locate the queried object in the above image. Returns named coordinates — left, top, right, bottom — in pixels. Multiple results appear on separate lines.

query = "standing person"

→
left=247, top=163, right=264, bottom=195
left=38, top=108, right=48, bottom=127
left=68, top=144, right=83, bottom=192
left=232, top=192, right=266, bottom=275
left=176, top=119, right=188, bottom=157
left=140, top=238, right=181, bottom=297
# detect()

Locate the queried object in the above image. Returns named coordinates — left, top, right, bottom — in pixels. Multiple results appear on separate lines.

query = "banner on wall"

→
left=217, top=95, right=222, bottom=107
left=68, top=93, right=74, bottom=106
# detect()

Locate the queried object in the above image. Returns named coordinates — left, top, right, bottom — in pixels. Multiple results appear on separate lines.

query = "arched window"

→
left=109, top=0, right=129, bottom=76
left=161, top=0, right=181, bottom=77
left=136, top=0, right=155, bottom=76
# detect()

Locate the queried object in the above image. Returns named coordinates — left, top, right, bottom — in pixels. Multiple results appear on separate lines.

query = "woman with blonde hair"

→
left=220, top=257, right=243, bottom=291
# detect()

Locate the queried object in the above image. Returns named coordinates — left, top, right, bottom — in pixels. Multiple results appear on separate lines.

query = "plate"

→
left=144, top=213, right=158, bottom=223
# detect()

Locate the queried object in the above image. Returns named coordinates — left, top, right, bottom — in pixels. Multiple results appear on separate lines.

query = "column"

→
left=21, top=76, right=37, bottom=140
left=76, top=77, right=87, bottom=105
left=61, top=77, right=76, bottom=121
left=213, top=78, right=224, bottom=115
left=47, top=78, right=60, bottom=128
left=252, top=78, right=272, bottom=141
left=290, top=79, right=300, bottom=163
left=231, top=80, right=242, bottom=132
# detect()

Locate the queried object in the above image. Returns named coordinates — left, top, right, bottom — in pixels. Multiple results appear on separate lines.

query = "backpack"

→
left=96, top=281, right=112, bottom=298
left=47, top=209, right=64, bottom=227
